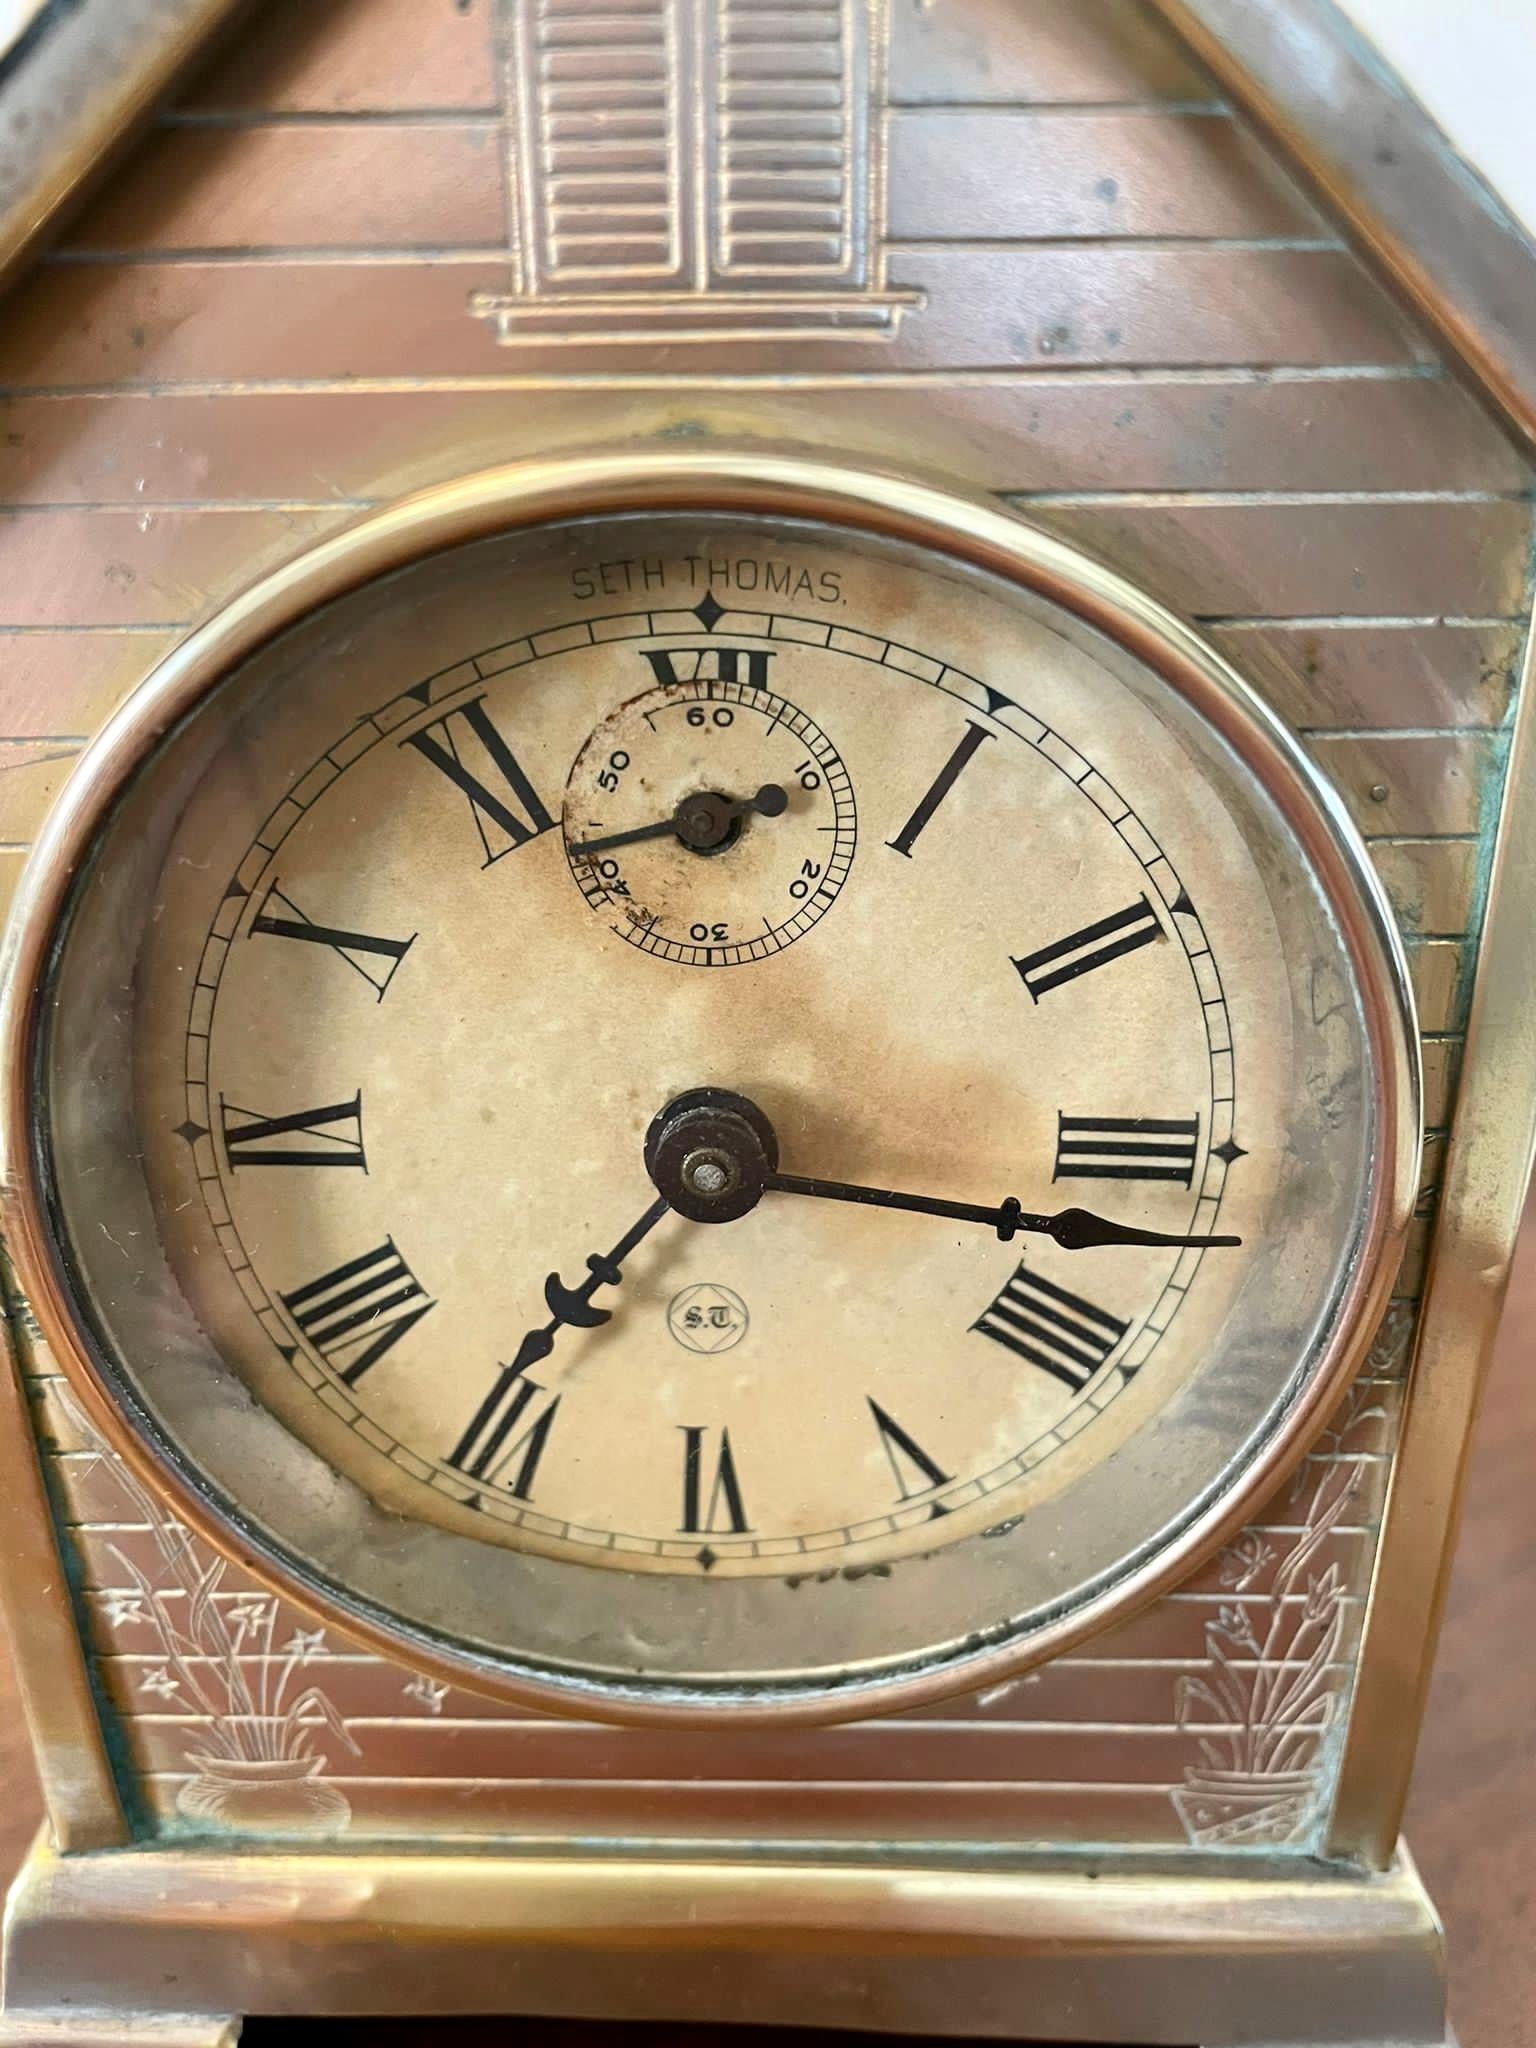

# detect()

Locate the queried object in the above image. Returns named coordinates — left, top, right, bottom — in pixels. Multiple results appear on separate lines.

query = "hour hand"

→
left=762, top=1171, right=1241, bottom=1250
left=447, top=1193, right=671, bottom=1480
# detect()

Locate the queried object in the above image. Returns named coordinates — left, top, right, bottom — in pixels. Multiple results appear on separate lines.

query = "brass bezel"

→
left=0, top=450, right=1422, bottom=1725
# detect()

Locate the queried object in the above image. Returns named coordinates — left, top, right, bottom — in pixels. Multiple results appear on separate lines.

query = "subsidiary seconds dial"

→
left=563, top=639, right=857, bottom=967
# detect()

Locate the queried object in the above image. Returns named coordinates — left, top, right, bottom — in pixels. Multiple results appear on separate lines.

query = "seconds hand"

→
left=569, top=783, right=788, bottom=859
left=449, top=1193, right=671, bottom=1479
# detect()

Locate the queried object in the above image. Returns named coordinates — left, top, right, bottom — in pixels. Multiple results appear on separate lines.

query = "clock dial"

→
left=20, top=465, right=1416, bottom=1714
left=142, top=543, right=1262, bottom=1576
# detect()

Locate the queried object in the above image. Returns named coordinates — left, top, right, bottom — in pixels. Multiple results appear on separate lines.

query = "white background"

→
left=0, top=1, right=45, bottom=54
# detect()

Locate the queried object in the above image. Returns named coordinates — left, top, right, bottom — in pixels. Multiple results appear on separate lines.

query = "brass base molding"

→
left=0, top=1831, right=1447, bottom=2046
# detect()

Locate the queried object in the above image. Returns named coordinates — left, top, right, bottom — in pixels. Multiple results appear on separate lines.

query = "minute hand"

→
left=762, top=1171, right=1240, bottom=1251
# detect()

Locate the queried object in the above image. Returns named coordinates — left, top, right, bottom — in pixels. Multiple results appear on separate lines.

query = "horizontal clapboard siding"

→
left=135, top=1777, right=1194, bottom=1844
left=885, top=111, right=1324, bottom=241
left=887, top=0, right=1214, bottom=107
left=0, top=250, right=1425, bottom=385
left=57, top=111, right=1331, bottom=259
left=111, top=1715, right=1359, bottom=1786
left=51, top=109, right=1334, bottom=258
left=1017, top=500, right=1532, bottom=620
left=63, top=124, right=507, bottom=255
left=177, top=0, right=501, bottom=113
left=0, top=377, right=1523, bottom=504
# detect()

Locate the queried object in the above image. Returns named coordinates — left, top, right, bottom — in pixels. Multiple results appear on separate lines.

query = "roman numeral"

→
left=251, top=882, right=416, bottom=1000
left=449, top=1365, right=565, bottom=1488
left=679, top=1425, right=751, bottom=1534
left=886, top=720, right=992, bottom=857
left=1013, top=895, right=1163, bottom=1002
left=1054, top=1113, right=1201, bottom=1187
left=222, top=1092, right=366, bottom=1171
left=452, top=1373, right=562, bottom=1495
left=280, top=1239, right=434, bottom=1385
left=402, top=695, right=554, bottom=866
left=494, top=1381, right=561, bottom=1499
left=643, top=646, right=775, bottom=690
left=972, top=1262, right=1127, bottom=1392
left=868, top=1399, right=950, bottom=1501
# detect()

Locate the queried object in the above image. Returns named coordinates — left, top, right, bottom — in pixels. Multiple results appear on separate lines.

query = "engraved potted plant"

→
left=1172, top=1386, right=1384, bottom=1848
left=77, top=1401, right=361, bottom=1833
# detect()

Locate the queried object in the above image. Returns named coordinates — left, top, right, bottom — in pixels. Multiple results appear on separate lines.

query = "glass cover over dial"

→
left=19, top=467, right=1416, bottom=1718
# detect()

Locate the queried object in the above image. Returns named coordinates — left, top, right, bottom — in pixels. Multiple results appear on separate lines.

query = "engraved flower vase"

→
left=177, top=1751, right=352, bottom=1833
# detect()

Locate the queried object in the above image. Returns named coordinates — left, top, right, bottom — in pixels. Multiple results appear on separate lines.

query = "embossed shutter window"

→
left=713, top=0, right=869, bottom=287
left=514, top=0, right=686, bottom=294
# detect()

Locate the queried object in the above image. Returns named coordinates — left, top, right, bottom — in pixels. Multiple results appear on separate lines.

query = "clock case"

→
left=0, top=2, right=1534, bottom=2044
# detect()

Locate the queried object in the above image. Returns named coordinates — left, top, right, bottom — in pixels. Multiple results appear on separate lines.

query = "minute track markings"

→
left=187, top=597, right=1240, bottom=1556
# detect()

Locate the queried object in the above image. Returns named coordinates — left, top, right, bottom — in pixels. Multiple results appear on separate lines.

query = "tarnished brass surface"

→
left=0, top=0, right=250, bottom=289
left=1330, top=601, right=1536, bottom=1864
left=0, top=0, right=1530, bottom=2036
left=0, top=0, right=1526, bottom=1856
left=1155, top=0, right=1536, bottom=457
left=0, top=1280, right=125, bottom=1851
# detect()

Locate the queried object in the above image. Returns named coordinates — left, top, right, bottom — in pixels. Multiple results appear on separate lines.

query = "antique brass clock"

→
left=1, top=1, right=1534, bottom=2044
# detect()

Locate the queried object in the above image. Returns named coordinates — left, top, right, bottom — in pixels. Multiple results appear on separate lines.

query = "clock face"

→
left=18, top=464, right=1416, bottom=1716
